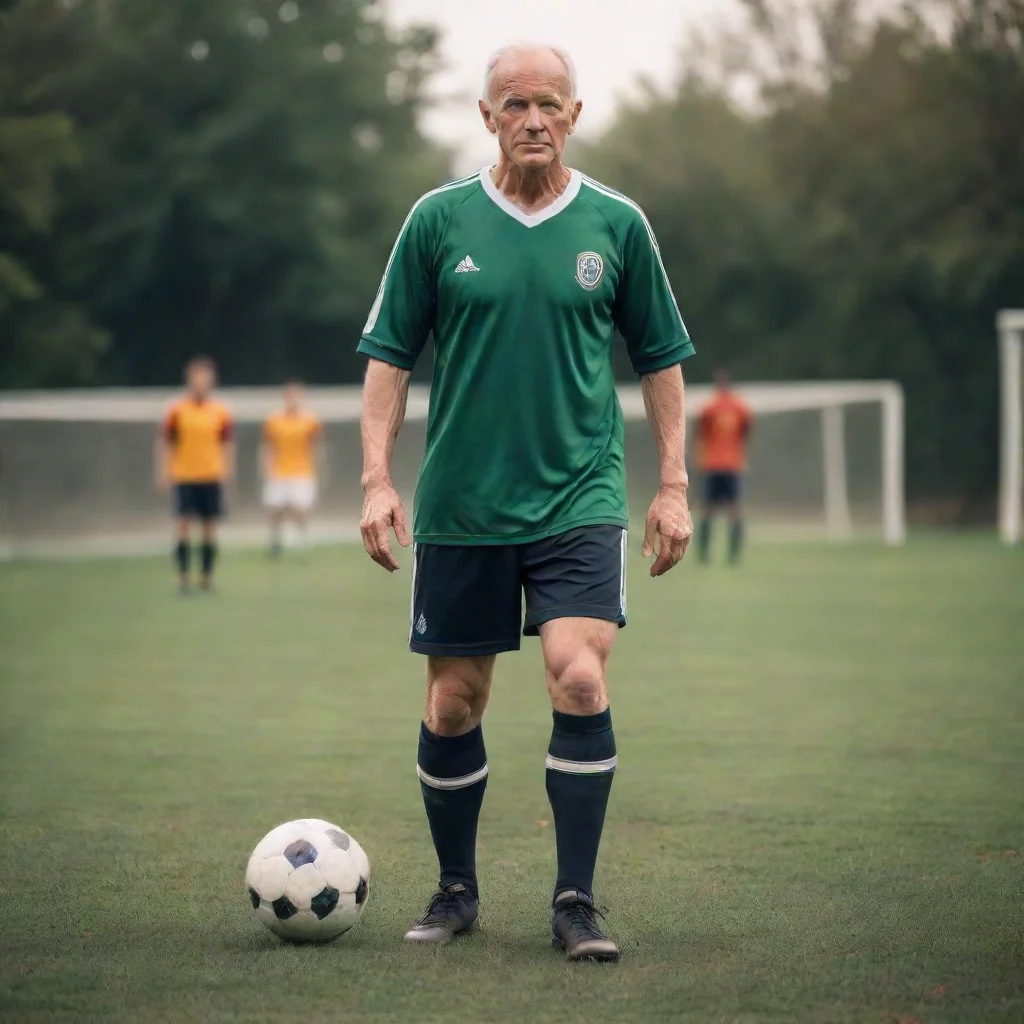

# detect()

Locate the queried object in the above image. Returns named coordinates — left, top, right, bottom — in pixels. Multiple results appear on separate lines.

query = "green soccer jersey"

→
left=358, top=166, right=695, bottom=545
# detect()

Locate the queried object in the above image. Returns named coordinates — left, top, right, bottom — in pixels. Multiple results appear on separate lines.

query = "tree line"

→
left=1, top=0, right=1022, bottom=512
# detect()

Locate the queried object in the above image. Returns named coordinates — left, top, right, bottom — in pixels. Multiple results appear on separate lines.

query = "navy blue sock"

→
left=175, top=540, right=190, bottom=577
left=418, top=723, right=487, bottom=898
left=697, top=517, right=712, bottom=562
left=728, top=519, right=744, bottom=563
left=200, top=540, right=217, bottom=578
left=546, top=709, right=616, bottom=901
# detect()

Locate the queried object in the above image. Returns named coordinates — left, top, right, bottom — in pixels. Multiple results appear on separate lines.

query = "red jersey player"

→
left=696, top=369, right=753, bottom=564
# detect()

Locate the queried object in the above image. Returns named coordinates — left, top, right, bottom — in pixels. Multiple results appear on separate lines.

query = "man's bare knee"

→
left=541, top=619, right=616, bottom=716
left=424, top=657, right=493, bottom=736
left=548, top=655, right=607, bottom=714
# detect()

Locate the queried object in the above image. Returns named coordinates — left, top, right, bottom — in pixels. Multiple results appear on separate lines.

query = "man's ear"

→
left=569, top=98, right=583, bottom=135
left=478, top=98, right=497, bottom=135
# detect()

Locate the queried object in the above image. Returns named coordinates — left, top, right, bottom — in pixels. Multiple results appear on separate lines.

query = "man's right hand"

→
left=360, top=480, right=412, bottom=572
left=154, top=470, right=171, bottom=493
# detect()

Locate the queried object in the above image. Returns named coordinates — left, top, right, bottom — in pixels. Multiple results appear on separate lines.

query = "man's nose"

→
left=524, top=103, right=544, bottom=131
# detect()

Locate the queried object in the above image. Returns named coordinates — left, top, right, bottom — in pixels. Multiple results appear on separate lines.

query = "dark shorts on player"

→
left=704, top=471, right=742, bottom=506
left=174, top=482, right=223, bottom=521
left=409, top=525, right=627, bottom=657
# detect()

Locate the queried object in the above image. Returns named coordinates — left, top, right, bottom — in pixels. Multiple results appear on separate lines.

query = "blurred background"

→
left=0, top=0, right=1022, bottom=549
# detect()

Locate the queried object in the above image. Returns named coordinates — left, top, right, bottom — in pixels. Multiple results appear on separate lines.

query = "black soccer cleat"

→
left=404, top=883, right=478, bottom=945
left=551, top=889, right=620, bottom=962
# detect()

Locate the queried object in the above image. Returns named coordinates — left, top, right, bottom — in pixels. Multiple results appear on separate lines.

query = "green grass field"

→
left=1, top=538, right=1021, bottom=1024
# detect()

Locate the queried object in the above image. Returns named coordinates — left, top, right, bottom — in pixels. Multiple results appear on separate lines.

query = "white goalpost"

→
left=0, top=380, right=905, bottom=556
left=998, top=309, right=1024, bottom=545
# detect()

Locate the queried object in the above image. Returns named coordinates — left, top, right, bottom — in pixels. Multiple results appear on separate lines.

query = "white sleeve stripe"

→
left=545, top=754, right=618, bottom=775
left=416, top=763, right=489, bottom=790
left=362, top=174, right=479, bottom=336
left=580, top=174, right=687, bottom=335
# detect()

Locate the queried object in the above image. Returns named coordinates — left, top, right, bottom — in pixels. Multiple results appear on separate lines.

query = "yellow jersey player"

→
left=155, top=355, right=235, bottom=593
left=261, top=380, right=322, bottom=556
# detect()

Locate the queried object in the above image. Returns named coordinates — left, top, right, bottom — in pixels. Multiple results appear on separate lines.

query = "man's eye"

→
left=507, top=100, right=526, bottom=109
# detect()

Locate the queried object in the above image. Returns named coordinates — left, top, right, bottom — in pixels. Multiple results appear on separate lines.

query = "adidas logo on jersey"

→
left=454, top=255, right=480, bottom=273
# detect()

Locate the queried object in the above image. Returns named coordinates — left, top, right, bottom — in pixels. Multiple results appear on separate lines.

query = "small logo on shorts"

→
left=576, top=251, right=604, bottom=291
left=415, top=613, right=427, bottom=636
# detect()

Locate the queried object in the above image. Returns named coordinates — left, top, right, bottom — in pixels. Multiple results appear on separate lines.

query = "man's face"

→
left=188, top=364, right=215, bottom=398
left=284, top=383, right=303, bottom=410
left=480, top=50, right=582, bottom=171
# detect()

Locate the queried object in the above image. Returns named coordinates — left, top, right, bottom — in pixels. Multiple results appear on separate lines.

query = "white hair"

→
left=481, top=43, right=578, bottom=103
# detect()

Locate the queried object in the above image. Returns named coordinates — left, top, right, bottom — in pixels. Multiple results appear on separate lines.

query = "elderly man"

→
left=357, top=42, right=695, bottom=961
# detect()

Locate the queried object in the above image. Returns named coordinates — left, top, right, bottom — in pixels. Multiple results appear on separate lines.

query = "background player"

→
left=155, top=355, right=234, bottom=592
left=261, top=380, right=322, bottom=556
left=696, top=368, right=753, bottom=564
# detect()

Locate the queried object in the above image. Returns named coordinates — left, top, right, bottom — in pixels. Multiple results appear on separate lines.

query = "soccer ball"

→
left=245, top=818, right=370, bottom=942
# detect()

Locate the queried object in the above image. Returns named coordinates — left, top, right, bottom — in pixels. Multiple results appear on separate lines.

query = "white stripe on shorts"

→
left=416, top=763, right=489, bottom=790
left=619, top=528, right=627, bottom=618
left=544, top=754, right=618, bottom=775
left=408, top=543, right=419, bottom=644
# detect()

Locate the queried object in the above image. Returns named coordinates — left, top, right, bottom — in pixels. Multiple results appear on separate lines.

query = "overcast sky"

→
left=385, top=0, right=742, bottom=174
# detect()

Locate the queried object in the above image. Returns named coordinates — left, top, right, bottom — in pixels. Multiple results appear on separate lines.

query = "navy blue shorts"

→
left=174, top=482, right=223, bottom=521
left=409, top=525, right=628, bottom=657
left=704, top=472, right=742, bottom=506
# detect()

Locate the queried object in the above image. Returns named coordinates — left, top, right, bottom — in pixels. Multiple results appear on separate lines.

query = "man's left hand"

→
left=642, top=483, right=693, bottom=577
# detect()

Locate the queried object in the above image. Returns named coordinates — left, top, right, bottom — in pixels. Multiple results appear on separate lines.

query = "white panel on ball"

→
left=285, top=863, right=327, bottom=908
left=247, top=855, right=291, bottom=902
left=316, top=848, right=360, bottom=893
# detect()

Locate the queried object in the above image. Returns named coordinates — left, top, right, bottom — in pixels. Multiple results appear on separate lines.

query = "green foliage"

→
left=0, top=0, right=448, bottom=387
left=581, top=0, right=1024, bottom=512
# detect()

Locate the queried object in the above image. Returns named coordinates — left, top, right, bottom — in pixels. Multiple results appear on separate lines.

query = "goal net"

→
left=999, top=310, right=1024, bottom=545
left=0, top=381, right=905, bottom=557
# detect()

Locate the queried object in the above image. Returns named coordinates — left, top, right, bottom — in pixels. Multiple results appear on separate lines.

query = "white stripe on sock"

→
left=545, top=754, right=618, bottom=775
left=416, top=763, right=489, bottom=790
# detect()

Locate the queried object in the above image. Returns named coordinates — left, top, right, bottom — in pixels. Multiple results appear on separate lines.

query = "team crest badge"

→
left=576, top=251, right=604, bottom=291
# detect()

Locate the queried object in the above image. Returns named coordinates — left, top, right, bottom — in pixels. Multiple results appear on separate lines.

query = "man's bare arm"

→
left=222, top=438, right=236, bottom=486
left=154, top=434, right=171, bottom=490
left=641, top=364, right=688, bottom=490
left=640, top=364, right=693, bottom=576
left=360, top=358, right=413, bottom=571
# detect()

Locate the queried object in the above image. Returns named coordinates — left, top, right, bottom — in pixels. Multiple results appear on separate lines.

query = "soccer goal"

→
left=998, top=309, right=1024, bottom=545
left=0, top=380, right=905, bottom=556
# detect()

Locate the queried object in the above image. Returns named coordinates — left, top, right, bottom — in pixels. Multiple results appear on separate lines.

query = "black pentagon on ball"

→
left=271, top=895, right=299, bottom=920
left=283, top=839, right=318, bottom=869
left=248, top=887, right=260, bottom=909
left=325, top=828, right=350, bottom=851
left=355, top=877, right=368, bottom=906
left=310, top=886, right=340, bottom=920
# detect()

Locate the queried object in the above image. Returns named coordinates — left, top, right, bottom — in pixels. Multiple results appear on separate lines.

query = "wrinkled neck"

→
left=490, top=156, right=571, bottom=213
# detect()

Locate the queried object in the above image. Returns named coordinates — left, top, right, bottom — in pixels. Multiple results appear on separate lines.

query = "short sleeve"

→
left=357, top=203, right=436, bottom=370
left=614, top=210, right=695, bottom=375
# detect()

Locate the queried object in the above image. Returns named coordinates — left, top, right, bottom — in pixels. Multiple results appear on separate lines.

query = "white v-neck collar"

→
left=479, top=165, right=582, bottom=228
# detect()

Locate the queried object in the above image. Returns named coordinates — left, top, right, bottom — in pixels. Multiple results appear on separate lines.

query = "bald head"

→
left=482, top=43, right=577, bottom=104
